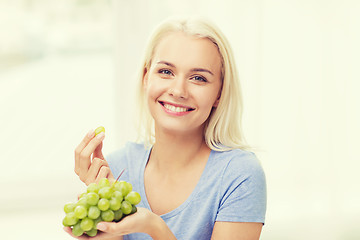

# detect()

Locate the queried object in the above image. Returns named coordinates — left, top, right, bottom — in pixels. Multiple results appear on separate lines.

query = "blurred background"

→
left=1, top=0, right=359, bottom=239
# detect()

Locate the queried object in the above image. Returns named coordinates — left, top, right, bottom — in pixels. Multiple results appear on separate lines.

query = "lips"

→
left=159, top=101, right=195, bottom=113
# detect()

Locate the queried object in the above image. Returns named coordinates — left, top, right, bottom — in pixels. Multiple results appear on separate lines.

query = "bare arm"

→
left=211, top=222, right=263, bottom=240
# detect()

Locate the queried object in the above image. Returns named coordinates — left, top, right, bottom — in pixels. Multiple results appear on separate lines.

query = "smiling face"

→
left=143, top=31, right=222, bottom=136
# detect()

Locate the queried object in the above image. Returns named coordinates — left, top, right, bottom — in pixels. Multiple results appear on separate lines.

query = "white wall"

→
left=0, top=1, right=118, bottom=239
left=0, top=0, right=359, bottom=239
left=258, top=1, right=360, bottom=239
left=113, top=0, right=360, bottom=239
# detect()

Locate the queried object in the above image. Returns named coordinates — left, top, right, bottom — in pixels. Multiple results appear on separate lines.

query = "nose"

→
left=168, top=77, right=188, bottom=99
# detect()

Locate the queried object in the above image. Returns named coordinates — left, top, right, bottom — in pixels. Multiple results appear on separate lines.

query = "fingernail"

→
left=97, top=223, right=106, bottom=231
left=87, top=129, right=95, bottom=138
left=96, top=131, right=105, bottom=140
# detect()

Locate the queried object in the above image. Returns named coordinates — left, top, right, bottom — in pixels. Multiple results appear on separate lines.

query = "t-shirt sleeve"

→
left=216, top=152, right=267, bottom=224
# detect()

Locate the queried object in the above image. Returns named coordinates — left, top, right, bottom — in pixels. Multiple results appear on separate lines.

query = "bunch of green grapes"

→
left=62, top=178, right=141, bottom=237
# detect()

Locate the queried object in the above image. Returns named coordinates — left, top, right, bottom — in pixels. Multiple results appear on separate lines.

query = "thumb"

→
left=96, top=222, right=108, bottom=231
left=97, top=221, right=124, bottom=234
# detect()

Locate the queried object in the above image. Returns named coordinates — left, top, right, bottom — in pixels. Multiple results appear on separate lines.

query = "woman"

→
left=66, top=16, right=266, bottom=240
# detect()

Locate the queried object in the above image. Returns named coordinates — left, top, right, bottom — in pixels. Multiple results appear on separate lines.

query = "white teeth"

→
left=164, top=104, right=188, bottom=112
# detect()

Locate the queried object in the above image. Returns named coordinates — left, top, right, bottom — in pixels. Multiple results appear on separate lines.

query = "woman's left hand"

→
left=96, top=207, right=156, bottom=237
left=64, top=208, right=171, bottom=240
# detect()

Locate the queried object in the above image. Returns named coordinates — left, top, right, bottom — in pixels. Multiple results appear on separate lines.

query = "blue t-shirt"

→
left=107, top=142, right=266, bottom=240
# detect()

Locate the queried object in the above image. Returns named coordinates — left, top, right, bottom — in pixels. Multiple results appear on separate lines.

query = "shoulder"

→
left=213, top=149, right=267, bottom=223
left=213, top=149, right=265, bottom=179
left=212, top=149, right=266, bottom=199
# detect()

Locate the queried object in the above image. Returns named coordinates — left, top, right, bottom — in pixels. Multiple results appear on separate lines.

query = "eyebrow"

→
left=156, top=61, right=214, bottom=76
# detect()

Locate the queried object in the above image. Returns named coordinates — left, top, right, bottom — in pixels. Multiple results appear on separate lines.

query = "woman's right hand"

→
left=74, top=129, right=114, bottom=185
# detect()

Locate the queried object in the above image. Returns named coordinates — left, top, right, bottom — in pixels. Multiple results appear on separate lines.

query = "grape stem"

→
left=115, top=169, right=125, bottom=182
left=110, top=169, right=125, bottom=190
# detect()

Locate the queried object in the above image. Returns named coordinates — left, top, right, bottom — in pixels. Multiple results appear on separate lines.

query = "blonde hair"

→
left=135, top=16, right=249, bottom=151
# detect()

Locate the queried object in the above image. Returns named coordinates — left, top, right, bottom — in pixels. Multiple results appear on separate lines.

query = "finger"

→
left=63, top=227, right=72, bottom=234
left=96, top=222, right=130, bottom=236
left=75, top=130, right=95, bottom=175
left=79, top=132, right=105, bottom=180
left=93, top=141, right=104, bottom=160
left=95, top=166, right=111, bottom=184
left=84, top=158, right=108, bottom=185
left=108, top=171, right=115, bottom=183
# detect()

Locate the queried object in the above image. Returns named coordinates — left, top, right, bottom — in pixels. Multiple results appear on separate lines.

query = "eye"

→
left=191, top=75, right=207, bottom=83
left=158, top=69, right=173, bottom=75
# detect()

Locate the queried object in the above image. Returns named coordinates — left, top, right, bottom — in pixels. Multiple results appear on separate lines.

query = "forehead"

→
left=152, top=32, right=221, bottom=73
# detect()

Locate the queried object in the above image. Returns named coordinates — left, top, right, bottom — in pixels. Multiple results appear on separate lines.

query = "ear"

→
left=213, top=91, right=221, bottom=107
left=142, top=68, right=148, bottom=89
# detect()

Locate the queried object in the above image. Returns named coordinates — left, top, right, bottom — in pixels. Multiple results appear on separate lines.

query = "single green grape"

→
left=114, top=209, right=123, bottom=222
left=87, top=183, right=100, bottom=193
left=72, top=222, right=84, bottom=237
left=112, top=191, right=123, bottom=202
left=98, top=178, right=110, bottom=188
left=126, top=182, right=133, bottom=192
left=80, top=217, right=94, bottom=231
left=63, top=212, right=78, bottom=226
left=79, top=192, right=87, bottom=199
left=86, top=228, right=98, bottom=237
left=114, top=181, right=131, bottom=196
left=63, top=218, right=70, bottom=227
left=95, top=126, right=105, bottom=136
left=77, top=197, right=89, bottom=208
left=88, top=206, right=101, bottom=219
left=74, top=205, right=87, bottom=219
left=63, top=212, right=78, bottom=227
left=101, top=209, right=115, bottom=222
left=130, top=205, right=137, bottom=214
left=109, top=197, right=121, bottom=211
left=98, top=198, right=110, bottom=211
left=64, top=202, right=76, bottom=213
left=125, top=191, right=141, bottom=205
left=121, top=200, right=132, bottom=215
left=99, top=186, right=112, bottom=199
left=86, top=192, right=99, bottom=205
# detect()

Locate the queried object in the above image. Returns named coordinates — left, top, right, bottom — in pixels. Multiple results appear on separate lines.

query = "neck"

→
left=149, top=128, right=209, bottom=172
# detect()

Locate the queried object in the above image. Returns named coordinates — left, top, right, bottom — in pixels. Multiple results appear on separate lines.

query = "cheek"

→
left=198, top=88, right=220, bottom=108
left=145, top=79, right=163, bottom=101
